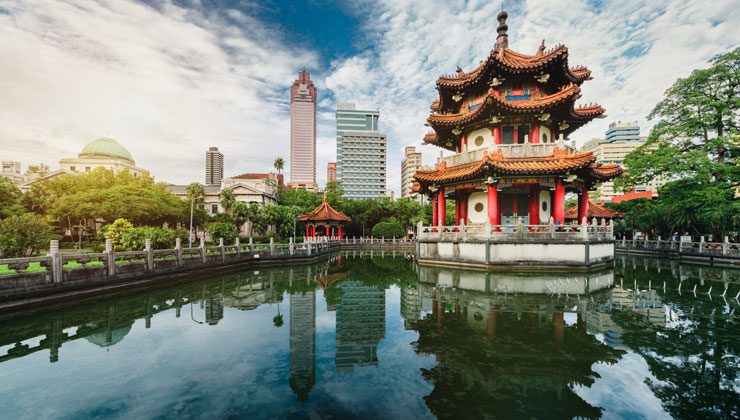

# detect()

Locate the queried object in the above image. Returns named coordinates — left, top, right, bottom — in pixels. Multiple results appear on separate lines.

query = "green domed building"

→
left=59, top=137, right=149, bottom=176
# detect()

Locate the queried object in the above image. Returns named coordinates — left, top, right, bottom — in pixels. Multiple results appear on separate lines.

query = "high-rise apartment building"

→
left=605, top=121, right=640, bottom=142
left=327, top=162, right=336, bottom=183
left=336, top=103, right=387, bottom=200
left=584, top=121, right=665, bottom=202
left=289, top=70, right=318, bottom=191
left=401, top=146, right=423, bottom=199
left=205, top=147, right=223, bottom=185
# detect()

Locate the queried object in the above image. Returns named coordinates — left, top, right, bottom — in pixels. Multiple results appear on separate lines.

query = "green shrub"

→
left=96, top=224, right=111, bottom=242
left=207, top=222, right=238, bottom=244
left=120, top=226, right=176, bottom=250
left=0, top=214, right=53, bottom=257
left=371, top=221, right=405, bottom=238
left=105, top=219, right=133, bottom=251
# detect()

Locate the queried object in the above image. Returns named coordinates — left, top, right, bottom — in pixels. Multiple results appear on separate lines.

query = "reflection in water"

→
left=335, top=281, right=385, bottom=373
left=289, top=291, right=315, bottom=402
left=0, top=251, right=738, bottom=419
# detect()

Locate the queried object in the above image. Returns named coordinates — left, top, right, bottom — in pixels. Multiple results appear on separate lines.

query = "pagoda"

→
left=413, top=11, right=623, bottom=269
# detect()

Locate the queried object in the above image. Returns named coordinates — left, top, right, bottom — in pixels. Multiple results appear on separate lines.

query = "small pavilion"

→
left=565, top=200, right=623, bottom=223
left=297, top=197, right=351, bottom=239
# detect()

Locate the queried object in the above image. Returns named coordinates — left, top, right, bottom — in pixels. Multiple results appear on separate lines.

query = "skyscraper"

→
left=401, top=146, right=423, bottom=199
left=336, top=103, right=387, bottom=200
left=205, top=147, right=223, bottom=185
left=327, top=162, right=336, bottom=183
left=289, top=70, right=318, bottom=191
left=605, top=121, right=640, bottom=142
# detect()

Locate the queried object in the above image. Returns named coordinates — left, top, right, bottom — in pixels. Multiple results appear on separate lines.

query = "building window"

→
left=70, top=166, right=76, bottom=172
left=474, top=136, right=484, bottom=146
left=502, top=126, right=515, bottom=144
left=474, top=202, right=484, bottom=212
left=542, top=133, right=549, bottom=143
left=211, top=204, right=218, bottom=214
left=85, top=167, right=91, bottom=172
left=517, top=125, right=529, bottom=144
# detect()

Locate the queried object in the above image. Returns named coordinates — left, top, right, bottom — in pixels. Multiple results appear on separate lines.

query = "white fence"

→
left=417, top=217, right=613, bottom=242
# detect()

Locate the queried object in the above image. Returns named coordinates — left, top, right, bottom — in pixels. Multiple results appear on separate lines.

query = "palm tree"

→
left=273, top=303, right=284, bottom=327
left=219, top=188, right=236, bottom=213
left=273, top=157, right=284, bottom=174
left=186, top=182, right=205, bottom=205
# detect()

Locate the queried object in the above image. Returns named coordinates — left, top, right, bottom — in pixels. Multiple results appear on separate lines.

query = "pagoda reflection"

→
left=405, top=276, right=626, bottom=419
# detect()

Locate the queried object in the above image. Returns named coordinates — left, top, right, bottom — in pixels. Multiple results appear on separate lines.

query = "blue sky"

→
left=1, top=0, right=739, bottom=194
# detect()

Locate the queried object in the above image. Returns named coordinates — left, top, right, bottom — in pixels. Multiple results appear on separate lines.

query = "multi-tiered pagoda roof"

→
left=414, top=10, right=621, bottom=195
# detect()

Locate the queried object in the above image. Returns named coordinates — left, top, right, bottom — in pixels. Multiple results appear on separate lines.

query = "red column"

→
left=461, top=192, right=468, bottom=224
left=432, top=195, right=438, bottom=227
left=486, top=310, right=497, bottom=343
left=492, top=125, right=502, bottom=145
left=305, top=225, right=309, bottom=238
left=531, top=124, right=540, bottom=144
left=326, top=224, right=329, bottom=237
left=339, top=225, right=343, bottom=240
left=461, top=134, right=467, bottom=152
left=529, top=185, right=540, bottom=226
left=554, top=178, right=565, bottom=225
left=438, top=188, right=446, bottom=226
left=578, top=189, right=589, bottom=223
left=487, top=183, right=500, bottom=229
left=513, top=126, right=519, bottom=144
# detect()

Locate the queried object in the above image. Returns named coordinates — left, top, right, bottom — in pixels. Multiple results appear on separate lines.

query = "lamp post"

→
left=188, top=198, right=194, bottom=250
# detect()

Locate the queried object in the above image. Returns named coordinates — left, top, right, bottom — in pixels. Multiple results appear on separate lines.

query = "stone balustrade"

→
left=0, top=236, right=415, bottom=303
left=441, top=138, right=576, bottom=167
left=616, top=236, right=740, bottom=263
left=417, top=217, right=613, bottom=242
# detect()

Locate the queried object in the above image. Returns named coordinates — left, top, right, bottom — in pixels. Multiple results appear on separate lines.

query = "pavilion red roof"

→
left=565, top=200, right=624, bottom=220
left=296, top=197, right=351, bottom=222
left=413, top=148, right=622, bottom=187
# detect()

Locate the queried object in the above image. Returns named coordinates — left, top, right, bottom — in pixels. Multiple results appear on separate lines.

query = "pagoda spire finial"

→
left=496, top=10, right=509, bottom=51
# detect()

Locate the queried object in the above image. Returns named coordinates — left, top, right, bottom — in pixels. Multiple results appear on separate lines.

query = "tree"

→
left=372, top=221, right=405, bottom=238
left=614, top=47, right=740, bottom=238
left=0, top=214, right=53, bottom=257
left=207, top=222, right=238, bottom=244
left=186, top=182, right=206, bottom=205
left=273, top=157, right=284, bottom=174
left=0, top=176, right=25, bottom=219
left=219, top=188, right=235, bottom=213
left=105, top=218, right=133, bottom=251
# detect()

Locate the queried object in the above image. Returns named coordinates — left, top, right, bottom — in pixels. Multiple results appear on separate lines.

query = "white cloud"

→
left=0, top=0, right=318, bottom=184
left=323, top=0, right=740, bottom=196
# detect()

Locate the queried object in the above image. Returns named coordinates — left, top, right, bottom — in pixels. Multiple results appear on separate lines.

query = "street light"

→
left=188, top=198, right=194, bottom=249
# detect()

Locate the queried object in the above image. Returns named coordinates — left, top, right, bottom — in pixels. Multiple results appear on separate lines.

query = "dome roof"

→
left=79, top=137, right=135, bottom=164
left=85, top=324, right=133, bottom=348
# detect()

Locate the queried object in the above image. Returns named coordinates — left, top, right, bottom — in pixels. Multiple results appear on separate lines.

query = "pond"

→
left=0, top=251, right=738, bottom=420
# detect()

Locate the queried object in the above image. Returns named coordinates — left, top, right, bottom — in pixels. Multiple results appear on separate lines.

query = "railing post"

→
left=290, top=237, right=294, bottom=255
left=200, top=237, right=206, bottom=263
left=723, top=236, right=728, bottom=255
left=644, top=235, right=648, bottom=249
left=307, top=240, right=312, bottom=256
left=175, top=238, right=183, bottom=267
left=104, top=239, right=116, bottom=276
left=47, top=240, right=63, bottom=283
left=145, top=239, right=154, bottom=271
left=219, top=238, right=225, bottom=261
left=622, top=237, right=626, bottom=247
left=235, top=237, right=241, bottom=258
left=417, top=221, right=424, bottom=240
left=249, top=237, right=254, bottom=253
left=549, top=217, right=555, bottom=239
left=580, top=217, right=588, bottom=240
left=485, top=220, right=491, bottom=239
left=269, top=237, right=275, bottom=255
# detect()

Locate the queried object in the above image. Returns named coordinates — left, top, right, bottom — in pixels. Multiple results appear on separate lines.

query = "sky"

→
left=1, top=0, right=739, bottom=195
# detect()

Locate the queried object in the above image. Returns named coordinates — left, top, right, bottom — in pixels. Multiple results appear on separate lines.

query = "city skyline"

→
left=1, top=1, right=739, bottom=196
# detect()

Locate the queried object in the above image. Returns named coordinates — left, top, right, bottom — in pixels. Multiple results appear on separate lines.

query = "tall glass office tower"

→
left=289, top=70, right=318, bottom=191
left=336, top=103, right=387, bottom=200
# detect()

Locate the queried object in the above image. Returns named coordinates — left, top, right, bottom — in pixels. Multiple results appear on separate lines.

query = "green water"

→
left=0, top=251, right=738, bottom=420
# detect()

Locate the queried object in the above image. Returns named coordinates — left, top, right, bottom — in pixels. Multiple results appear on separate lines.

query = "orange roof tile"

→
left=427, top=84, right=603, bottom=128
left=436, top=44, right=591, bottom=90
left=565, top=200, right=624, bottom=220
left=590, top=165, right=623, bottom=180
left=413, top=148, right=604, bottom=184
left=296, top=197, right=351, bottom=222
